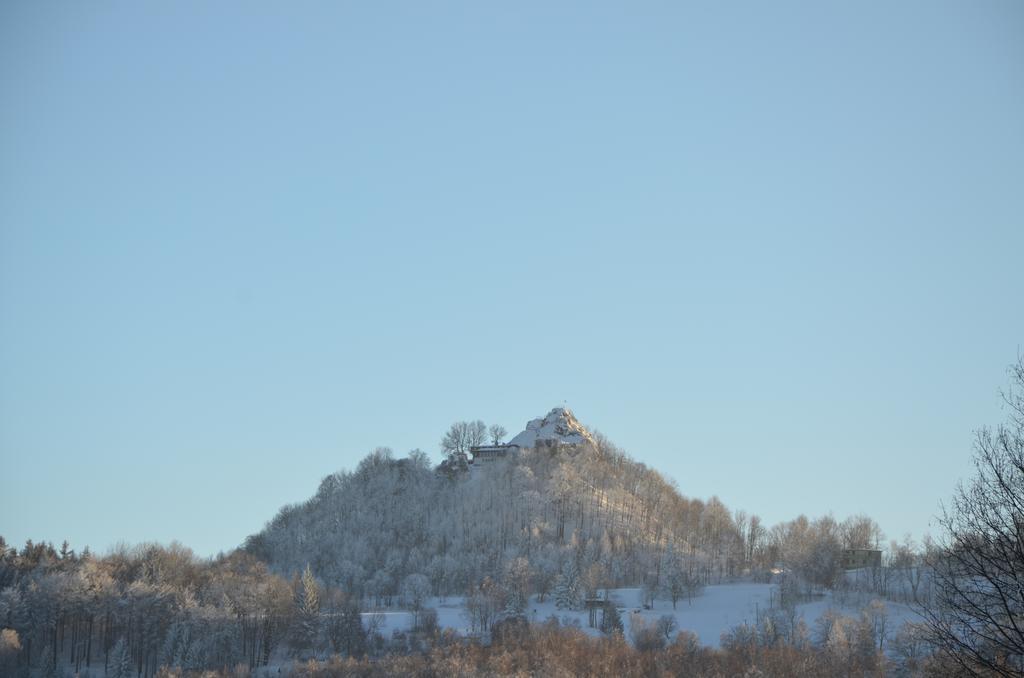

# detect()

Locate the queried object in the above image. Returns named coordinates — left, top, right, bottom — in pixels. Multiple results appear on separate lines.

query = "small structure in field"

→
left=841, top=548, right=882, bottom=570
left=584, top=598, right=606, bottom=628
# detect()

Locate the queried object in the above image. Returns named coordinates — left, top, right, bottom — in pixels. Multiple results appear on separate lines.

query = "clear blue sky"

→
left=1, top=1, right=1021, bottom=557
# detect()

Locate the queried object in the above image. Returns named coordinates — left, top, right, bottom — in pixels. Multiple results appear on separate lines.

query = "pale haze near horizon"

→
left=1, top=1, right=1022, bottom=557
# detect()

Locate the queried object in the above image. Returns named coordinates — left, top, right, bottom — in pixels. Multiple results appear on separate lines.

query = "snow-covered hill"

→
left=508, top=407, right=596, bottom=449
left=243, top=406, right=906, bottom=659
left=245, top=411, right=708, bottom=596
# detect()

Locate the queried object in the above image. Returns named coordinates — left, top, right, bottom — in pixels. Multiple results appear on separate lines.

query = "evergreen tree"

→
left=109, top=637, right=132, bottom=678
left=290, top=564, right=321, bottom=656
left=159, top=622, right=184, bottom=669
left=554, top=561, right=581, bottom=610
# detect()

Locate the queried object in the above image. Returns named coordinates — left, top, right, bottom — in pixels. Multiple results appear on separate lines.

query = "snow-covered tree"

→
left=532, top=552, right=560, bottom=603
left=661, top=544, right=702, bottom=609
left=464, top=577, right=503, bottom=634
left=502, top=557, right=532, bottom=616
left=400, top=573, right=431, bottom=627
left=290, top=565, right=321, bottom=656
left=554, top=561, right=582, bottom=610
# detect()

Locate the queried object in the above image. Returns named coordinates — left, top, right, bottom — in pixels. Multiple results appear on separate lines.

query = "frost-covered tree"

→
left=532, top=552, right=560, bottom=603
left=554, top=561, right=582, bottom=610
left=502, top=558, right=532, bottom=616
left=290, top=565, right=320, bottom=656
left=427, top=554, right=456, bottom=600
left=840, top=515, right=884, bottom=551
left=464, top=577, right=503, bottom=634
left=769, top=515, right=843, bottom=594
left=661, top=545, right=703, bottom=609
left=400, top=573, right=431, bottom=627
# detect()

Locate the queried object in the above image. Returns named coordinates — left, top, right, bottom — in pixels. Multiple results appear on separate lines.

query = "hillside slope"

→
left=244, top=409, right=746, bottom=601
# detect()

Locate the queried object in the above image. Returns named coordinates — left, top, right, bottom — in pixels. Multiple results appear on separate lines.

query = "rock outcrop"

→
left=508, top=407, right=595, bottom=449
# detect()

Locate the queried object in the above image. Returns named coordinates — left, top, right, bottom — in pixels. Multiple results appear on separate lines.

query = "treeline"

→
left=0, top=535, right=951, bottom=678
left=246, top=434, right=891, bottom=604
left=0, top=538, right=371, bottom=677
left=182, top=616, right=950, bottom=678
left=0, top=434, right=926, bottom=677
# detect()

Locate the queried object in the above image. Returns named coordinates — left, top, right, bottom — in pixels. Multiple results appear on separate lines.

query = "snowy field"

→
left=363, top=582, right=922, bottom=649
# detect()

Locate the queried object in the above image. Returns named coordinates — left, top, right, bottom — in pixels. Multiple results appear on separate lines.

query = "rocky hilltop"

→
left=508, top=407, right=596, bottom=449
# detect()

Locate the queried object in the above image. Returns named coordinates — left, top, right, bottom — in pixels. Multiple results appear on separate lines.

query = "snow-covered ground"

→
left=364, top=582, right=922, bottom=649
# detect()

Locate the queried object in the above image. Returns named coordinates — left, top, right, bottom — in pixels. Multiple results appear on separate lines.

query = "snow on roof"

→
left=507, top=407, right=596, bottom=449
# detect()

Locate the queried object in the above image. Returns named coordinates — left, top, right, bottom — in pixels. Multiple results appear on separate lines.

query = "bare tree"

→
left=440, top=420, right=488, bottom=459
left=440, top=422, right=471, bottom=459
left=468, top=420, right=487, bottom=448
left=922, top=356, right=1024, bottom=676
left=400, top=573, right=431, bottom=628
left=841, top=515, right=884, bottom=550
left=489, top=424, right=508, bottom=445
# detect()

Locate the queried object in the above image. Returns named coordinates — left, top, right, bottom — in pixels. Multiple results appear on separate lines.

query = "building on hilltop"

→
left=469, top=444, right=520, bottom=463
left=468, top=407, right=595, bottom=470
